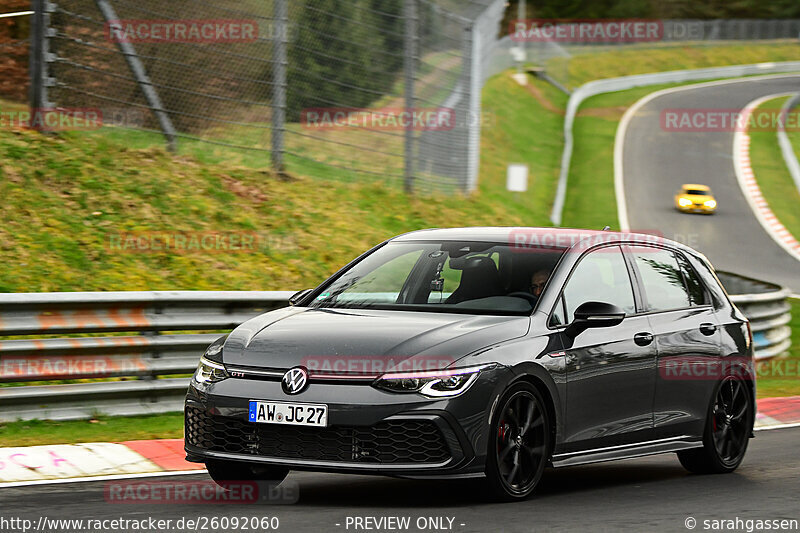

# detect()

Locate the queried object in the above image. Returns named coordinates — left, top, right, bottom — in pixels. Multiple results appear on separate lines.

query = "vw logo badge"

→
left=282, top=367, right=309, bottom=395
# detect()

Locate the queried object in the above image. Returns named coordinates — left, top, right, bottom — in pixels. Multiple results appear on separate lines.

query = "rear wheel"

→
left=485, top=382, right=551, bottom=501
left=205, top=459, right=289, bottom=490
left=678, top=376, right=753, bottom=474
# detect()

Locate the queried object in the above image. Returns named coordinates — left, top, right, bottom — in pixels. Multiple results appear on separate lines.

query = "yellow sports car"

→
left=674, top=183, right=717, bottom=214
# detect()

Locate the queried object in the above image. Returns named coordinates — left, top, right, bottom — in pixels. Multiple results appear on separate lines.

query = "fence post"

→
left=403, top=0, right=418, bottom=194
left=516, top=0, right=525, bottom=76
left=464, top=21, right=480, bottom=192
left=271, top=0, right=287, bottom=173
left=95, top=0, right=177, bottom=151
left=28, top=0, right=52, bottom=112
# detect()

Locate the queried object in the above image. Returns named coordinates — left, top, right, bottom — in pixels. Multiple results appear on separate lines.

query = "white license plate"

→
left=248, top=400, right=328, bottom=427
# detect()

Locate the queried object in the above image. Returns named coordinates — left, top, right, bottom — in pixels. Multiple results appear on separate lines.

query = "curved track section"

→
left=620, top=75, right=800, bottom=293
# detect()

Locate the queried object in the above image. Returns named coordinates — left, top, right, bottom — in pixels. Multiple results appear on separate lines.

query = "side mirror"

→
left=289, top=289, right=313, bottom=307
left=564, top=301, right=625, bottom=338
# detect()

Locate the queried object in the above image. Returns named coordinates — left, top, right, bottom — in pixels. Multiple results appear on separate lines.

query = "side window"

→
left=631, top=247, right=691, bottom=312
left=676, top=253, right=708, bottom=306
left=549, top=295, right=566, bottom=327
left=562, top=246, right=635, bottom=323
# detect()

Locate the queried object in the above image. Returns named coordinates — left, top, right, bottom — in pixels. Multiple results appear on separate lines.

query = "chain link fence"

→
left=20, top=7, right=800, bottom=191
left=26, top=0, right=505, bottom=193
left=0, top=2, right=31, bottom=102
left=501, top=18, right=800, bottom=91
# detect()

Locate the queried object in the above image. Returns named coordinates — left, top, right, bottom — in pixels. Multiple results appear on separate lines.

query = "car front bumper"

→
left=676, top=203, right=716, bottom=214
left=184, top=365, right=511, bottom=477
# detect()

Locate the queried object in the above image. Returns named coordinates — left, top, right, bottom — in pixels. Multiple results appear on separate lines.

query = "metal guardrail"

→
left=0, top=279, right=792, bottom=422
left=550, top=62, right=800, bottom=226
left=0, top=291, right=293, bottom=422
left=777, top=93, right=800, bottom=194
left=717, top=272, right=793, bottom=361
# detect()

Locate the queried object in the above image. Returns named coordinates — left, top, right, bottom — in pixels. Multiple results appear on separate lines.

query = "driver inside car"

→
left=529, top=269, right=550, bottom=299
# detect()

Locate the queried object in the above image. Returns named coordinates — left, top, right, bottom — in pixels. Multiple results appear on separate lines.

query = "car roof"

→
left=390, top=226, right=691, bottom=252
left=681, top=183, right=711, bottom=190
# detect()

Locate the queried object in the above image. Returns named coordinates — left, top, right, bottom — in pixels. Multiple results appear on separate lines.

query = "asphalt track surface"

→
left=1, top=427, right=798, bottom=533
left=621, top=75, right=800, bottom=293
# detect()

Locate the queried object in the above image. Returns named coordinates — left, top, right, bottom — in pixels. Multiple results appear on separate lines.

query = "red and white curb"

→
left=733, top=95, right=800, bottom=263
left=0, top=438, right=202, bottom=487
left=2, top=396, right=800, bottom=487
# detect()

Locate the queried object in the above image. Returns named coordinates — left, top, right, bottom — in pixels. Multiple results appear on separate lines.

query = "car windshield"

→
left=685, top=189, right=709, bottom=195
left=308, top=241, right=565, bottom=315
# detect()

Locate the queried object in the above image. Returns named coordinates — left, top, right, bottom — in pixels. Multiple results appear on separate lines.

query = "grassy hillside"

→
left=0, top=74, right=564, bottom=293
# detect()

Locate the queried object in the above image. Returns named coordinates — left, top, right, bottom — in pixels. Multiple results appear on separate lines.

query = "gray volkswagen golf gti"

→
left=185, top=227, right=755, bottom=500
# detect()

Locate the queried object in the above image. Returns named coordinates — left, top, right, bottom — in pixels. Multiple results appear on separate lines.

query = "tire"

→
left=485, top=382, right=552, bottom=501
left=677, top=375, right=754, bottom=474
left=205, top=459, right=290, bottom=490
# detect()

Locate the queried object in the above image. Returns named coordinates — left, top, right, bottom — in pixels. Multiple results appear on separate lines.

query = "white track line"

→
left=0, top=11, right=34, bottom=19
left=615, top=73, right=800, bottom=234
left=732, top=94, right=800, bottom=263
left=0, top=468, right=207, bottom=489
left=754, top=421, right=800, bottom=432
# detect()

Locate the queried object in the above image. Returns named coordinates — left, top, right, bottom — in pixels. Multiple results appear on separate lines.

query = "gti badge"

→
left=282, top=366, right=309, bottom=395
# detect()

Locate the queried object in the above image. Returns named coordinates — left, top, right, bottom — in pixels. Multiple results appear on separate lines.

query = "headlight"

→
left=373, top=364, right=494, bottom=397
left=678, top=198, right=692, bottom=207
left=192, top=336, right=228, bottom=384
left=193, top=356, right=229, bottom=384
left=704, top=200, right=717, bottom=208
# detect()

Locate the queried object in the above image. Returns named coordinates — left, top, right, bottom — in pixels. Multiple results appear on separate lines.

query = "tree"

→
left=286, top=0, right=399, bottom=121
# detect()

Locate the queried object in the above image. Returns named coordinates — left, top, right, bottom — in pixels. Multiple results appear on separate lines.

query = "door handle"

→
left=634, top=332, right=654, bottom=346
left=699, top=323, right=717, bottom=336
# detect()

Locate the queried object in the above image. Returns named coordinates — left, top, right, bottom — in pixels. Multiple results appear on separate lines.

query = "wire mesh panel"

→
left=42, top=0, right=506, bottom=193
left=284, top=1, right=407, bottom=186
left=518, top=19, right=800, bottom=90
left=50, top=0, right=274, bottom=150
left=0, top=1, right=31, bottom=102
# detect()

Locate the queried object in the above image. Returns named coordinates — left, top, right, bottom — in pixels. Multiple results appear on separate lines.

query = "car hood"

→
left=222, top=307, right=530, bottom=374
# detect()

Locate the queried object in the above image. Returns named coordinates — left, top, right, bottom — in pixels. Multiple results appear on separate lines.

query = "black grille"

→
left=186, top=407, right=451, bottom=464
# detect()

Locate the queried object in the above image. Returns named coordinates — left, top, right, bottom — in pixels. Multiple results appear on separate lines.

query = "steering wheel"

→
left=507, top=291, right=538, bottom=305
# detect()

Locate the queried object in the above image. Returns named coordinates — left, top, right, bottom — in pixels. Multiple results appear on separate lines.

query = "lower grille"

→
left=186, top=407, right=451, bottom=464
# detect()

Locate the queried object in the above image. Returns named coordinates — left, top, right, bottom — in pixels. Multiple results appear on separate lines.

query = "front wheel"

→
left=485, top=382, right=551, bottom=501
left=206, top=459, right=289, bottom=490
left=678, top=375, right=753, bottom=474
